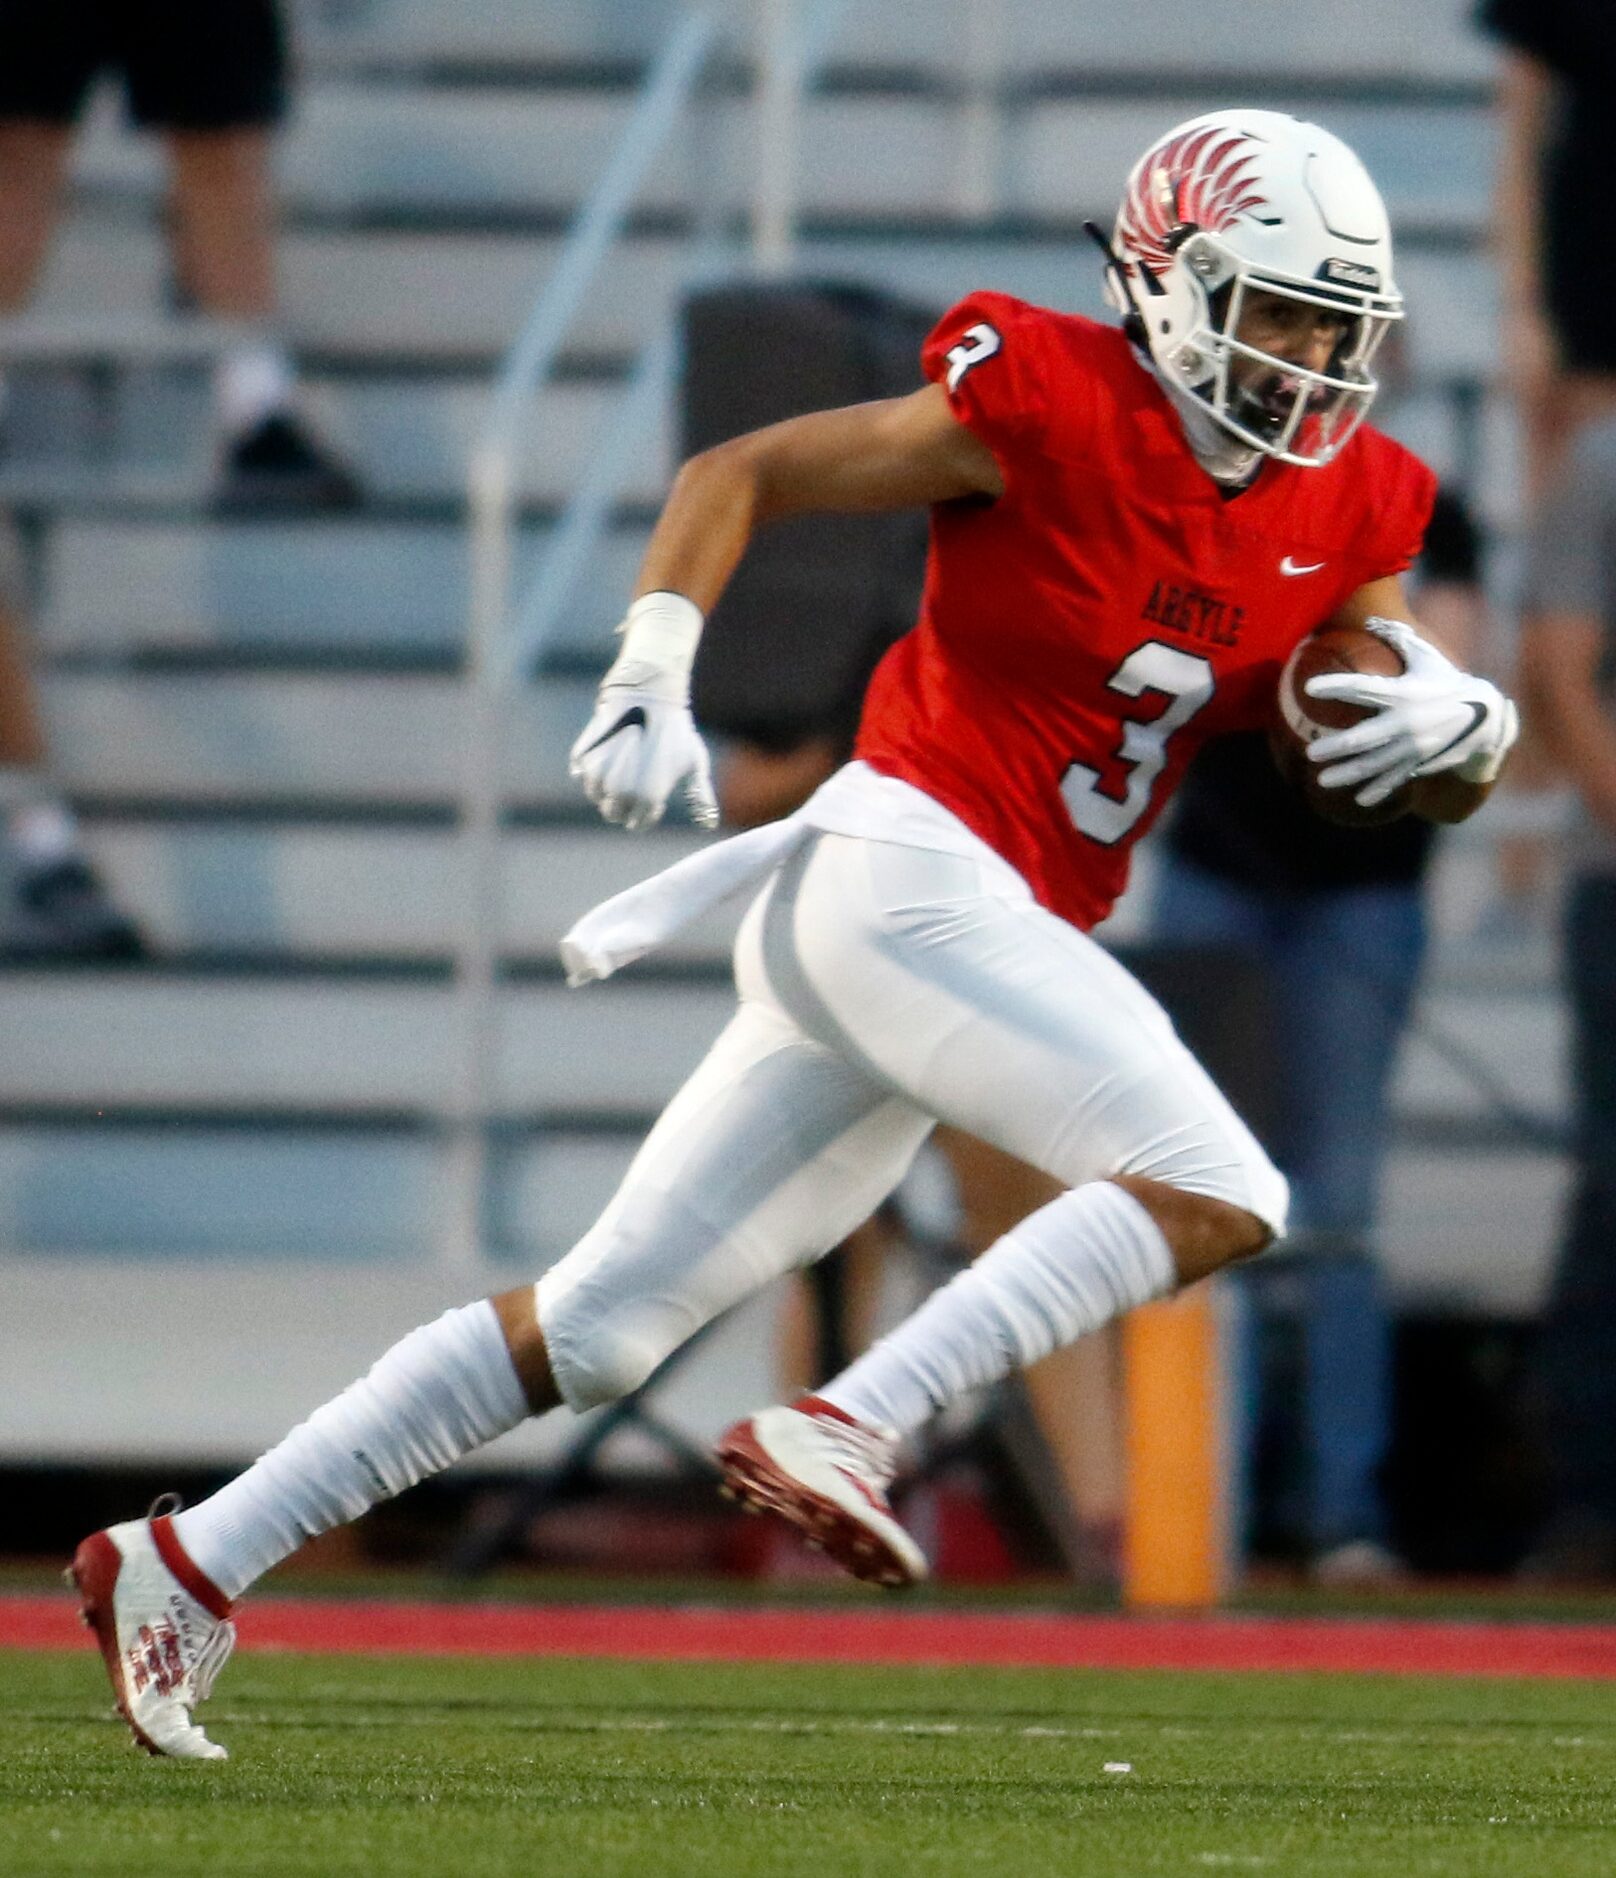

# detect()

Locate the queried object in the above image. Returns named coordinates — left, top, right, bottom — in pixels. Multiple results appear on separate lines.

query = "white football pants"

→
left=538, top=833, right=1287, bottom=1409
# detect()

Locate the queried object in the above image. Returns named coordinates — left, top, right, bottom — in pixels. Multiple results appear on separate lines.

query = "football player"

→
left=71, top=110, right=1517, bottom=1757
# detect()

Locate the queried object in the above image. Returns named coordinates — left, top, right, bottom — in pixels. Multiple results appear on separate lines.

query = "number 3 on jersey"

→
left=1062, top=641, right=1214, bottom=845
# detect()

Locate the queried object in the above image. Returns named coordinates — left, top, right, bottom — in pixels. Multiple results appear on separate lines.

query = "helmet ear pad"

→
left=1131, top=232, right=1232, bottom=392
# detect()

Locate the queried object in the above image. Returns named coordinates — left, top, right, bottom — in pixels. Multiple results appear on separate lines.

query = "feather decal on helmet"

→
left=1117, top=126, right=1271, bottom=282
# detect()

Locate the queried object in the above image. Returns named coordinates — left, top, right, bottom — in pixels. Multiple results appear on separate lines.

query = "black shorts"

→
left=0, top=1, right=288, bottom=133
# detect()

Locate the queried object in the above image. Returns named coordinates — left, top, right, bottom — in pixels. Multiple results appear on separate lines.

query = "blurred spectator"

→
left=1516, top=410, right=1616, bottom=1580
left=0, top=0, right=359, bottom=511
left=1152, top=489, right=1486, bottom=1582
left=0, top=510, right=142, bottom=956
left=1477, top=1, right=1615, bottom=932
left=1479, top=0, right=1616, bottom=494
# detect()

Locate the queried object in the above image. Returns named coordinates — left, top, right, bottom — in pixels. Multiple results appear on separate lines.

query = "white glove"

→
left=1305, top=617, right=1519, bottom=809
left=569, top=592, right=719, bottom=832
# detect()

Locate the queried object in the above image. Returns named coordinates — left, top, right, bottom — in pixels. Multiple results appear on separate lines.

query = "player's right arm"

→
left=571, top=385, right=1002, bottom=830
left=635, top=383, right=1003, bottom=612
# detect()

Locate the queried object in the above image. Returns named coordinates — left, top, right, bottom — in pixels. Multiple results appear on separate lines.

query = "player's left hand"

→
left=1304, top=617, right=1519, bottom=808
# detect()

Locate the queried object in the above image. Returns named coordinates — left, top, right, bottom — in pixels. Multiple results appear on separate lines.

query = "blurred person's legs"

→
left=774, top=1215, right=897, bottom=1399
left=0, top=37, right=146, bottom=953
left=1267, top=882, right=1423, bottom=1246
left=1526, top=873, right=1616, bottom=1579
left=1155, top=857, right=1422, bottom=1574
left=0, top=33, right=78, bottom=439
left=935, top=1125, right=1126, bottom=1570
left=166, top=122, right=358, bottom=511
left=0, top=121, right=72, bottom=316
left=1261, top=880, right=1423, bottom=1576
left=136, top=0, right=360, bottom=510
left=0, top=0, right=86, bottom=320
left=0, top=0, right=358, bottom=509
left=0, top=530, right=144, bottom=956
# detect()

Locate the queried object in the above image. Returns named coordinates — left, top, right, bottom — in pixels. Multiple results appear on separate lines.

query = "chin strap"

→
left=1087, top=221, right=1263, bottom=487
left=1143, top=354, right=1264, bottom=486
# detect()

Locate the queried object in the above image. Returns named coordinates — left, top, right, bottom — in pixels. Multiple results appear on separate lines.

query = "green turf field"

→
left=5, top=1650, right=1615, bottom=1877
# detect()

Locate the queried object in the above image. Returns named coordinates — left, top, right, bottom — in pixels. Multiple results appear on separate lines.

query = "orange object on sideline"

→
left=1122, top=1279, right=1237, bottom=1607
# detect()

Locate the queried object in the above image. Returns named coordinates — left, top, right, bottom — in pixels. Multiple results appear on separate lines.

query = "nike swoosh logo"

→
left=1280, top=556, right=1326, bottom=576
left=576, top=705, right=648, bottom=757
left=1422, top=701, right=1489, bottom=767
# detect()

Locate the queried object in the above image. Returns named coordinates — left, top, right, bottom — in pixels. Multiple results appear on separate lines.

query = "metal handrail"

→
left=445, top=7, right=730, bottom=1268
left=509, top=328, right=678, bottom=677
left=442, top=0, right=912, bottom=1267
left=0, top=312, right=253, bottom=364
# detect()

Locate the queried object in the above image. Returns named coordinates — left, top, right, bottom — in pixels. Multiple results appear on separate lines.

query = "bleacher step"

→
left=36, top=221, right=1498, bottom=374
left=71, top=82, right=1495, bottom=232
left=39, top=671, right=594, bottom=803
left=80, top=820, right=719, bottom=959
left=0, top=970, right=734, bottom=1110
left=297, top=0, right=1491, bottom=87
left=0, top=1120, right=637, bottom=1266
left=40, top=518, right=648, bottom=666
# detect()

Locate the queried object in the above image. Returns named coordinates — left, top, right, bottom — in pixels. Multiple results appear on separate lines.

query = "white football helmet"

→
left=1104, top=109, right=1402, bottom=467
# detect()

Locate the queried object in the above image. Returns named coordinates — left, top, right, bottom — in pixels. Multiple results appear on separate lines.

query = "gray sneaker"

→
left=10, top=857, right=147, bottom=961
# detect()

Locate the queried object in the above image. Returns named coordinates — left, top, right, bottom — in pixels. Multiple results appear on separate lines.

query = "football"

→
left=1270, top=624, right=1414, bottom=827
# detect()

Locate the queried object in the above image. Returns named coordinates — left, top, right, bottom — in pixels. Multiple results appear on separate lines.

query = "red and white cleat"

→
left=68, top=1512, right=236, bottom=1761
left=716, top=1396, right=928, bottom=1589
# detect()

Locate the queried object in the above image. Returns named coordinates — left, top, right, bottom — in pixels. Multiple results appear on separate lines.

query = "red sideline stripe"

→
left=12, top=1591, right=1616, bottom=1679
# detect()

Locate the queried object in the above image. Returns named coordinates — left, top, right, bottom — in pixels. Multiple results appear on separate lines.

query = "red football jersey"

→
left=854, top=292, right=1437, bottom=930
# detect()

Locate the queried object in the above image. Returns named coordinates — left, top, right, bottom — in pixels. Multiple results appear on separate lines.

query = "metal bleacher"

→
left=0, top=0, right=1566, bottom=1466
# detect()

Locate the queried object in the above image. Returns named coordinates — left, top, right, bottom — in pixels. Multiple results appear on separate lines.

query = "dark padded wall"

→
left=682, top=282, right=936, bottom=744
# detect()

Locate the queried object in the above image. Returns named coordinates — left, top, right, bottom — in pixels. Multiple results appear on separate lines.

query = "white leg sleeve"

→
left=170, top=1300, right=528, bottom=1599
left=820, top=1180, right=1175, bottom=1436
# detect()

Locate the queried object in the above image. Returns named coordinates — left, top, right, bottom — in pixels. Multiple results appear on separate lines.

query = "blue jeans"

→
left=1154, top=856, right=1428, bottom=1551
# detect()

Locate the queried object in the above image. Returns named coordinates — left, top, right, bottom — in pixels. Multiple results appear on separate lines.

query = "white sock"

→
left=171, top=1300, right=529, bottom=1599
left=5, top=794, right=80, bottom=868
left=820, top=1181, right=1176, bottom=1436
left=214, top=342, right=295, bottom=438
